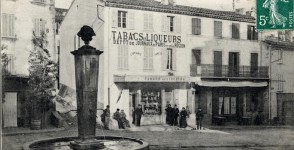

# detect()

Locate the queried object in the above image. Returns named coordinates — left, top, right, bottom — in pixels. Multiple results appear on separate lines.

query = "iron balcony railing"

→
left=190, top=64, right=269, bottom=78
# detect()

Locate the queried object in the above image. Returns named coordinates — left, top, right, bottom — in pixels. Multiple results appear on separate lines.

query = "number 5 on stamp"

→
left=256, top=0, right=294, bottom=30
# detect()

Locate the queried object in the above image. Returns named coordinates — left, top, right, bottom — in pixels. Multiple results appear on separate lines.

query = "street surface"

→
left=2, top=125, right=294, bottom=150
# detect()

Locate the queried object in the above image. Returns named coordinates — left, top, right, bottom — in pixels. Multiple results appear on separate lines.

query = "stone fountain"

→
left=23, top=26, right=149, bottom=150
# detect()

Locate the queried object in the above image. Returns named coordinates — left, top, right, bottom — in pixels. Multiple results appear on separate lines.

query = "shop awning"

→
left=197, top=81, right=268, bottom=87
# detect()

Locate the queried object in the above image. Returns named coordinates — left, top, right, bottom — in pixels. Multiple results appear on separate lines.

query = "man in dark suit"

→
left=135, top=104, right=143, bottom=126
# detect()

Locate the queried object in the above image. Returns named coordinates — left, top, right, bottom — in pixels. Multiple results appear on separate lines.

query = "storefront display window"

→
left=141, top=90, right=162, bottom=115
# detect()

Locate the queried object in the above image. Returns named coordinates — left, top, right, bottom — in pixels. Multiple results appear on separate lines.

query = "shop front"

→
left=114, top=75, right=191, bottom=125
left=192, top=80, right=269, bottom=125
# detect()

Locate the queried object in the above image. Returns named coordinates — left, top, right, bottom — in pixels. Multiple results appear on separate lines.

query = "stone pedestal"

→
left=70, top=139, right=105, bottom=150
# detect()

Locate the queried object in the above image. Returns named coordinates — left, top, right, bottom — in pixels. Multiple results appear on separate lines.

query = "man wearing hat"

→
left=134, top=104, right=143, bottom=126
left=196, top=108, right=204, bottom=130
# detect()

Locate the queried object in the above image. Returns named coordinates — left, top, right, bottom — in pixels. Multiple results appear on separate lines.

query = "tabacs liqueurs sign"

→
left=112, top=31, right=185, bottom=48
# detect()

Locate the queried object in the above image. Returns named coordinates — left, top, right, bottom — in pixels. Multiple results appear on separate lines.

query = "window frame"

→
left=232, top=23, right=240, bottom=39
left=118, top=45, right=128, bottom=70
left=1, top=13, right=15, bottom=38
left=167, top=16, right=174, bottom=32
left=192, top=18, right=201, bottom=35
left=167, top=48, right=173, bottom=70
left=143, top=47, right=153, bottom=70
left=118, top=11, right=127, bottom=28
left=214, top=21, right=222, bottom=38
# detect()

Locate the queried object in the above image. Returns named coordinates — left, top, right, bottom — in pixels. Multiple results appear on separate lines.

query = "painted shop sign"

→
left=112, top=31, right=186, bottom=48
left=114, top=75, right=189, bottom=82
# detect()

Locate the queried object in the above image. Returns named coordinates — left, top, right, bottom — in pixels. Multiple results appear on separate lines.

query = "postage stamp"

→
left=256, top=0, right=294, bottom=30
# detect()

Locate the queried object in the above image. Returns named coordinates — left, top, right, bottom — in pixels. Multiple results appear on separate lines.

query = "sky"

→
left=55, top=0, right=254, bottom=11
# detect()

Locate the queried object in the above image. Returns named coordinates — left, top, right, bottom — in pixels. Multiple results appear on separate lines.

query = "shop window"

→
left=1, top=13, right=15, bottom=38
left=192, top=18, right=201, bottom=35
left=143, top=47, right=153, bottom=70
left=247, top=25, right=258, bottom=40
left=118, top=11, right=127, bottom=28
left=232, top=23, right=240, bottom=39
left=218, top=97, right=236, bottom=115
left=141, top=90, right=162, bottom=115
left=33, top=18, right=46, bottom=37
left=143, top=13, right=153, bottom=31
left=118, top=45, right=128, bottom=69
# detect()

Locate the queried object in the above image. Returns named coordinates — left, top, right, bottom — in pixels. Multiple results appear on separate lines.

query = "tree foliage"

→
left=28, top=31, right=58, bottom=118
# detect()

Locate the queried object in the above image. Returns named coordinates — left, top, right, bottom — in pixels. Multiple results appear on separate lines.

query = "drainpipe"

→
left=268, top=45, right=272, bottom=121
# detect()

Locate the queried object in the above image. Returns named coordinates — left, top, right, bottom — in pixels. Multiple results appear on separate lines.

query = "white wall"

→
left=2, top=0, right=56, bottom=76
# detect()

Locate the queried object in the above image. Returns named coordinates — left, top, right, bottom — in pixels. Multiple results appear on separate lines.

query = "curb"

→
left=2, top=127, right=66, bottom=136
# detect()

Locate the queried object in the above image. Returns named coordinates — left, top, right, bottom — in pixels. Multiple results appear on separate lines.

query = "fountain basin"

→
left=23, top=136, right=149, bottom=150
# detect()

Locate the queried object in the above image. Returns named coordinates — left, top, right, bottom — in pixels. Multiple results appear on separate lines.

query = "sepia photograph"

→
left=1, top=0, right=294, bottom=149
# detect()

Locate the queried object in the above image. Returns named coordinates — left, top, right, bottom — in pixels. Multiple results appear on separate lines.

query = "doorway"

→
left=3, top=92, right=18, bottom=127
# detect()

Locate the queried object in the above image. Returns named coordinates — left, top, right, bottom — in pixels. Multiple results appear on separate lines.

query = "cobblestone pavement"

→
left=2, top=125, right=294, bottom=150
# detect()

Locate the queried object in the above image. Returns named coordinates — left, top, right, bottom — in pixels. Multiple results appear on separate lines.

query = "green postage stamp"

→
left=256, top=0, right=294, bottom=30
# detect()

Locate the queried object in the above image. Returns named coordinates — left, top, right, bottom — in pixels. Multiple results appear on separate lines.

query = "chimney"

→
left=235, top=8, right=245, bottom=15
left=161, top=0, right=176, bottom=5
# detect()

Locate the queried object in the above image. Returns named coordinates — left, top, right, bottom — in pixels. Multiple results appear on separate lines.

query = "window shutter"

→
left=247, top=25, right=252, bottom=40
left=192, top=18, right=196, bottom=34
left=161, top=15, right=166, bottom=32
left=2, top=14, right=7, bottom=37
left=149, top=48, right=153, bottom=69
left=41, top=19, right=46, bottom=34
left=143, top=13, right=148, bottom=30
left=118, top=45, right=122, bottom=69
left=172, top=49, right=176, bottom=70
left=196, top=19, right=201, bottom=35
left=161, top=48, right=167, bottom=70
left=149, top=14, right=154, bottom=31
left=124, top=45, right=128, bottom=69
left=232, top=23, right=240, bottom=39
left=128, top=11, right=135, bottom=30
left=214, top=21, right=222, bottom=37
left=112, top=9, right=118, bottom=28
left=143, top=47, right=147, bottom=69
left=175, top=16, right=181, bottom=33
left=33, top=18, right=40, bottom=36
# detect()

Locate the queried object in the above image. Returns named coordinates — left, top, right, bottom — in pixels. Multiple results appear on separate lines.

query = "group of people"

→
left=101, top=104, right=204, bottom=130
left=165, top=104, right=205, bottom=130
left=100, top=105, right=130, bottom=130
left=165, top=104, right=191, bottom=128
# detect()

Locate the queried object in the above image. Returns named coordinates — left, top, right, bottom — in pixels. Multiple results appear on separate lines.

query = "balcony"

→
left=190, top=64, right=269, bottom=79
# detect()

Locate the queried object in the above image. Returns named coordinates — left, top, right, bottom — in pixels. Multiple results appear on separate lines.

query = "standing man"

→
left=113, top=108, right=124, bottom=129
left=173, top=105, right=179, bottom=126
left=135, top=104, right=143, bottom=126
left=196, top=108, right=204, bottom=130
left=101, top=105, right=110, bottom=130
left=165, top=104, right=172, bottom=125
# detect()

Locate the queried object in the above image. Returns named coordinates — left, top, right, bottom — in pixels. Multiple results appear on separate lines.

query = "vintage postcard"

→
left=1, top=0, right=294, bottom=149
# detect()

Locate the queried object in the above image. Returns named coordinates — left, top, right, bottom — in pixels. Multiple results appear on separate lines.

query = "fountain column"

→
left=70, top=25, right=103, bottom=149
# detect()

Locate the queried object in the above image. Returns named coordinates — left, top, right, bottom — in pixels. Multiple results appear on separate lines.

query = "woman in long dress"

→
left=120, top=109, right=130, bottom=128
left=263, top=0, right=288, bottom=28
left=179, top=107, right=188, bottom=128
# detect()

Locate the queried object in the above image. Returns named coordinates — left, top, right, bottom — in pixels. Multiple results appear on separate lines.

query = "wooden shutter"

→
left=41, top=19, right=46, bottom=35
left=161, top=15, right=166, bottom=32
left=214, top=51, right=222, bottom=77
left=128, top=11, right=135, bottom=30
left=250, top=53, right=258, bottom=77
left=175, top=16, right=181, bottom=33
left=118, top=45, right=122, bottom=69
left=192, top=18, right=201, bottom=35
left=112, top=9, right=118, bottom=28
left=124, top=45, right=128, bottom=69
left=149, top=48, right=153, bottom=70
left=8, top=14, right=15, bottom=37
left=33, top=19, right=40, bottom=36
left=172, top=49, right=176, bottom=70
left=161, top=48, right=167, bottom=70
left=214, top=21, right=222, bottom=37
left=143, top=13, right=148, bottom=30
left=247, top=25, right=252, bottom=40
left=149, top=14, right=153, bottom=31
left=232, top=23, right=240, bottom=39
left=143, top=47, right=148, bottom=69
